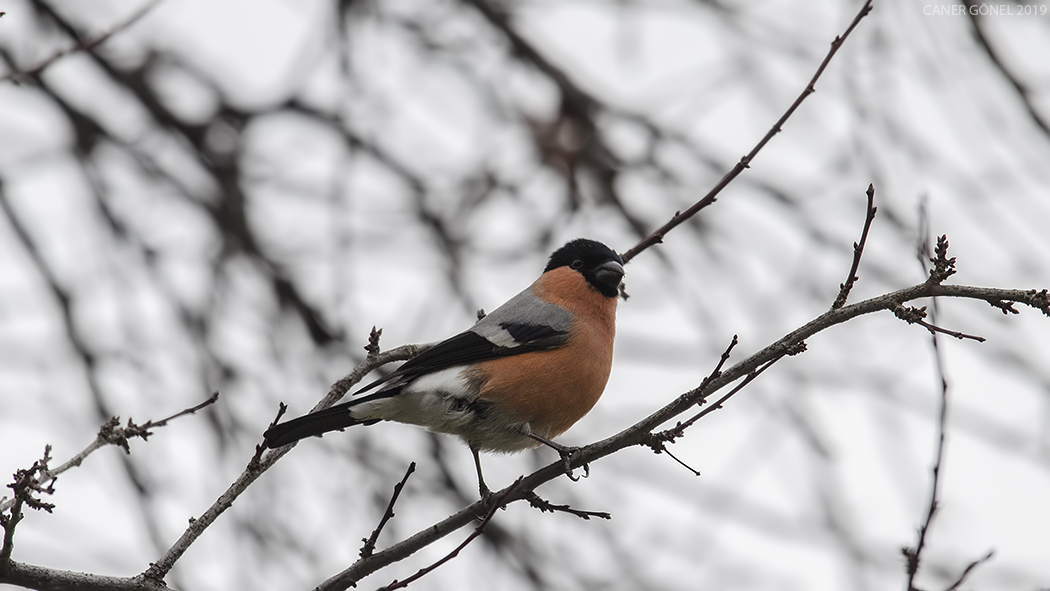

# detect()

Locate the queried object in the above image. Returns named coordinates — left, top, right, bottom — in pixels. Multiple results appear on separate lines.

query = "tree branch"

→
left=140, top=342, right=423, bottom=583
left=0, top=394, right=220, bottom=514
left=0, top=1, right=161, bottom=84
left=619, top=0, right=874, bottom=264
left=360, top=462, right=417, bottom=559
left=373, top=479, right=521, bottom=591
left=315, top=282, right=1048, bottom=591
left=0, top=561, right=174, bottom=591
left=833, top=184, right=878, bottom=309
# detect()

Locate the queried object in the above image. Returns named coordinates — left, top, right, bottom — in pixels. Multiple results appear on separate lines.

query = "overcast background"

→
left=2, top=0, right=1050, bottom=590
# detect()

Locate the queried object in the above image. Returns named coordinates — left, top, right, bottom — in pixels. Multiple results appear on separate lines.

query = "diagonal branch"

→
left=0, top=1, right=161, bottom=83
left=374, top=479, right=521, bottom=591
left=140, top=342, right=423, bottom=583
left=315, top=281, right=1048, bottom=591
left=0, top=394, right=220, bottom=514
left=960, top=0, right=1050, bottom=139
left=619, top=0, right=874, bottom=264
left=360, top=463, right=417, bottom=559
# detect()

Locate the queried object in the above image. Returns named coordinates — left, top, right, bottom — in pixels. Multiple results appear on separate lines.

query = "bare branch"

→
left=943, top=550, right=994, bottom=591
left=0, top=561, right=174, bottom=591
left=902, top=303, right=951, bottom=591
left=833, top=184, right=878, bottom=309
left=960, top=0, right=1050, bottom=138
left=0, top=394, right=220, bottom=515
left=361, top=463, right=417, bottom=559
left=141, top=341, right=424, bottom=583
left=141, top=392, right=220, bottom=429
left=373, top=479, right=522, bottom=591
left=619, top=0, right=874, bottom=264
left=524, top=492, right=611, bottom=521
left=1, top=447, right=55, bottom=569
left=893, top=305, right=986, bottom=343
left=316, top=281, right=1048, bottom=591
left=0, top=2, right=161, bottom=83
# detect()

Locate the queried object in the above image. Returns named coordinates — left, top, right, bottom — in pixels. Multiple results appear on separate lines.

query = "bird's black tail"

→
left=263, top=402, right=379, bottom=448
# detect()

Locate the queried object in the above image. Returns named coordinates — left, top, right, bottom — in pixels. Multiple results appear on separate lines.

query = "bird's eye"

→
left=571, top=259, right=584, bottom=269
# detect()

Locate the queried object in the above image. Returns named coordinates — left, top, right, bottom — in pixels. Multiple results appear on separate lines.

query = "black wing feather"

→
left=356, top=323, right=567, bottom=395
left=498, top=322, right=566, bottom=348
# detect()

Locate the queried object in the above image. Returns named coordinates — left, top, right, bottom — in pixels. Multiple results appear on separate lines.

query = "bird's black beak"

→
left=593, top=260, right=625, bottom=294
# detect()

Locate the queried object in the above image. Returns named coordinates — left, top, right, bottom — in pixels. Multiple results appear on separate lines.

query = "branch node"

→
left=2, top=446, right=57, bottom=566
left=927, top=234, right=957, bottom=284
left=988, top=299, right=1019, bottom=315
left=893, top=305, right=986, bottom=343
left=525, top=492, right=611, bottom=520
left=365, top=326, right=383, bottom=357
left=1022, top=288, right=1050, bottom=317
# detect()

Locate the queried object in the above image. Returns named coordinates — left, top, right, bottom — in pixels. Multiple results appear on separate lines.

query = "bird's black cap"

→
left=545, top=239, right=625, bottom=298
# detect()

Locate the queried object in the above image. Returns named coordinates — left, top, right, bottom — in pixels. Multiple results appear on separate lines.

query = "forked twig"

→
left=373, top=479, right=522, bottom=591
left=0, top=393, right=220, bottom=514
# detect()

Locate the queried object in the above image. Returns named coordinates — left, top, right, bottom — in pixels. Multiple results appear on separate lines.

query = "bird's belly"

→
left=356, top=366, right=537, bottom=452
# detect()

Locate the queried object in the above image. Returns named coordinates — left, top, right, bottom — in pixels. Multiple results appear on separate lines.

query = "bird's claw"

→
left=556, top=446, right=588, bottom=482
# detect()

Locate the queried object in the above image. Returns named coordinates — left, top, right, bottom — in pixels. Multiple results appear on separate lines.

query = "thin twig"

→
left=893, top=305, right=986, bottom=343
left=833, top=184, right=878, bottom=309
left=674, top=356, right=785, bottom=433
left=524, top=492, right=611, bottom=520
left=699, top=335, right=739, bottom=393
left=141, top=342, right=423, bottom=583
left=361, top=463, right=417, bottom=558
left=142, top=392, right=220, bottom=429
left=943, top=550, right=994, bottom=591
left=960, top=0, right=1050, bottom=138
left=619, top=0, right=874, bottom=264
left=373, top=479, right=521, bottom=591
left=0, top=393, right=220, bottom=514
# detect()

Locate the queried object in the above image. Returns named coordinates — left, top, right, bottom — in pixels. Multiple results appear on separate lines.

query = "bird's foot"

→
left=529, top=433, right=589, bottom=482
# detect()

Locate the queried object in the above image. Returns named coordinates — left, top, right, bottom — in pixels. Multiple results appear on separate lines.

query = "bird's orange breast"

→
left=474, top=267, right=617, bottom=439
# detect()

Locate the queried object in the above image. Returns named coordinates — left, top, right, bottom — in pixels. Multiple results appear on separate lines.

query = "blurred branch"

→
left=960, top=0, right=1050, bottom=139
left=317, top=279, right=1049, bottom=591
left=902, top=211, right=995, bottom=591
left=0, top=1, right=160, bottom=84
left=464, top=0, right=658, bottom=241
left=943, top=550, right=994, bottom=591
left=619, top=0, right=874, bottom=264
left=903, top=273, right=952, bottom=591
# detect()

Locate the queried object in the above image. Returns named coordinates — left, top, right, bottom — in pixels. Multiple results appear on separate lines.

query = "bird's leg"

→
left=528, top=432, right=589, bottom=482
left=470, top=445, right=493, bottom=500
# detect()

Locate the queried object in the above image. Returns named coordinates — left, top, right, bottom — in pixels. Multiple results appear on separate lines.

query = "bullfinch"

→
left=263, top=238, right=624, bottom=496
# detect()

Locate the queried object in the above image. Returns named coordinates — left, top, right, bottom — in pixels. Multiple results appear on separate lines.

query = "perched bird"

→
left=263, top=238, right=624, bottom=496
